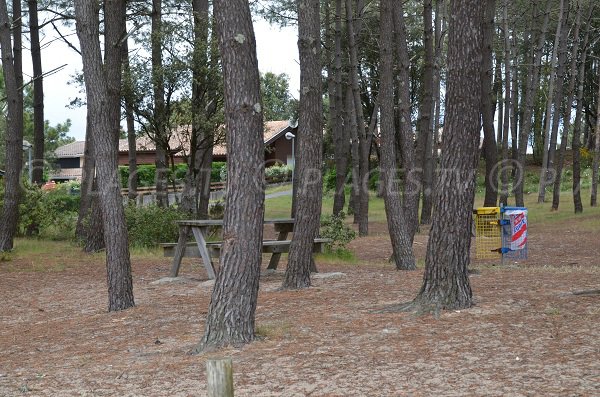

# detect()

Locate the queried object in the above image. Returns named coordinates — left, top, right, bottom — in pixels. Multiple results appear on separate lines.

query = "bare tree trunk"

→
left=393, top=3, right=419, bottom=241
left=346, top=85, right=360, bottom=219
left=419, top=0, right=436, bottom=223
left=552, top=3, right=583, bottom=211
left=283, top=0, right=323, bottom=289
left=330, top=0, right=348, bottom=216
left=571, top=8, right=592, bottom=214
left=28, top=0, right=45, bottom=185
left=194, top=0, right=264, bottom=353
left=76, top=114, right=105, bottom=252
left=545, top=1, right=571, bottom=202
left=122, top=37, right=138, bottom=202
left=379, top=0, right=416, bottom=271
left=514, top=0, right=551, bottom=207
left=345, top=0, right=369, bottom=236
left=75, top=0, right=135, bottom=312
left=180, top=0, right=214, bottom=218
left=481, top=0, right=498, bottom=207
left=407, top=0, right=483, bottom=313
left=0, top=0, right=24, bottom=251
left=537, top=0, right=567, bottom=203
left=499, top=1, right=511, bottom=206
left=591, top=66, right=600, bottom=207
left=151, top=0, right=169, bottom=207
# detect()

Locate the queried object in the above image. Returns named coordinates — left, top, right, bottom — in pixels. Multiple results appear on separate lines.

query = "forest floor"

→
left=1, top=207, right=600, bottom=396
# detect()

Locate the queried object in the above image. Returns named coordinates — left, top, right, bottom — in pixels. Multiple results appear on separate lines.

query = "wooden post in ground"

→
left=206, top=358, right=234, bottom=397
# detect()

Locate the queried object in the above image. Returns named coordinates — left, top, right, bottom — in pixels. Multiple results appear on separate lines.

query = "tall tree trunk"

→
left=28, top=0, right=44, bottom=185
left=345, top=0, right=369, bottom=236
left=419, top=0, right=436, bottom=224
left=0, top=0, right=24, bottom=251
left=122, top=37, right=138, bottom=202
left=180, top=0, right=213, bottom=217
left=571, top=8, right=592, bottom=214
left=192, top=0, right=213, bottom=219
left=545, top=2, right=570, bottom=202
left=379, top=0, right=416, bottom=271
left=393, top=3, right=418, bottom=240
left=408, top=0, right=483, bottom=313
left=537, top=0, right=567, bottom=203
left=346, top=85, right=360, bottom=219
left=330, top=0, right=348, bottom=216
left=151, top=0, right=169, bottom=207
left=514, top=0, right=551, bottom=207
left=282, top=0, right=323, bottom=289
left=193, top=0, right=265, bottom=352
left=76, top=114, right=105, bottom=252
left=481, top=0, right=498, bottom=207
left=75, top=0, right=135, bottom=312
left=499, top=1, right=511, bottom=206
left=591, top=66, right=600, bottom=207
left=552, top=3, right=583, bottom=211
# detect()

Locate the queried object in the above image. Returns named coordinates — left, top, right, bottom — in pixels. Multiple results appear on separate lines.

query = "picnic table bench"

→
left=163, top=219, right=331, bottom=279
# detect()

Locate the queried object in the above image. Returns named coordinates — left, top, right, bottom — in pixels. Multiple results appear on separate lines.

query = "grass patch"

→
left=315, top=250, right=358, bottom=264
left=1, top=238, right=103, bottom=272
left=265, top=183, right=293, bottom=195
left=255, top=321, right=292, bottom=339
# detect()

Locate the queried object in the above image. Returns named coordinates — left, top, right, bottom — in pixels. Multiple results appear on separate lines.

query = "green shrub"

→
left=323, top=168, right=337, bottom=191
left=124, top=204, right=185, bottom=248
left=265, top=165, right=292, bottom=183
left=320, top=211, right=356, bottom=257
left=368, top=169, right=380, bottom=191
left=212, top=162, right=227, bottom=182
left=17, top=181, right=80, bottom=240
left=172, top=164, right=188, bottom=183
left=136, top=165, right=156, bottom=187
left=580, top=147, right=594, bottom=169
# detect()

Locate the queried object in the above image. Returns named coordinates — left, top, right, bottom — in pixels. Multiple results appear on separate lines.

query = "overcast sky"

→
left=21, top=18, right=299, bottom=141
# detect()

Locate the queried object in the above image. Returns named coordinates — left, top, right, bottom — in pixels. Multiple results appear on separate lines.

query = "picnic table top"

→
left=176, top=218, right=295, bottom=227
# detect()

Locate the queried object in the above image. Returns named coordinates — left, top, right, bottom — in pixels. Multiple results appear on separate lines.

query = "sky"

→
left=21, top=18, right=299, bottom=142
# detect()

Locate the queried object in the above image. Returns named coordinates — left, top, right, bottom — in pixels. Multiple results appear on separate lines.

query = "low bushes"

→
left=124, top=204, right=185, bottom=248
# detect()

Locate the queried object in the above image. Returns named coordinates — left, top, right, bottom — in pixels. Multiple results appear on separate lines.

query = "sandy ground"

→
left=1, top=216, right=599, bottom=396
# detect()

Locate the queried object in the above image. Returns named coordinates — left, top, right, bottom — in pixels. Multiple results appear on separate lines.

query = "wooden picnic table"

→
left=167, top=218, right=296, bottom=279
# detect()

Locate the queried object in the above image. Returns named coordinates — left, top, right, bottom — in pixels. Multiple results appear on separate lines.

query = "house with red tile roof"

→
left=49, top=121, right=297, bottom=181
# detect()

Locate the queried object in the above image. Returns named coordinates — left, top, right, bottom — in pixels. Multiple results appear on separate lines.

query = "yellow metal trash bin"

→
left=474, top=207, right=501, bottom=259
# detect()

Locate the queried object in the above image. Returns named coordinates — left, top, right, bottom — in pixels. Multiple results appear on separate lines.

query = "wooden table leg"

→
left=170, top=225, right=190, bottom=277
left=267, top=231, right=288, bottom=270
left=192, top=226, right=217, bottom=280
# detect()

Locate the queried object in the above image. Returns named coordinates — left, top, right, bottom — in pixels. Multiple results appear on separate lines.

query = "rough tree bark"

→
left=499, top=1, right=511, bottom=206
left=28, top=0, right=45, bottom=185
left=75, top=0, right=135, bottom=311
left=419, top=0, right=436, bottom=224
left=180, top=0, right=214, bottom=218
left=591, top=65, right=600, bottom=207
left=329, top=0, right=348, bottom=216
left=514, top=0, right=551, bottom=207
left=151, top=0, right=169, bottom=207
left=282, top=0, right=323, bottom=289
left=345, top=0, right=369, bottom=236
left=193, top=0, right=265, bottom=352
left=122, top=37, right=138, bottom=201
left=389, top=0, right=484, bottom=314
left=393, top=3, right=419, bottom=241
left=0, top=0, right=24, bottom=252
left=545, top=2, right=571, bottom=201
left=480, top=0, right=498, bottom=207
left=538, top=0, right=567, bottom=203
left=551, top=3, right=583, bottom=211
left=379, top=0, right=416, bottom=271
left=76, top=114, right=105, bottom=252
left=571, top=7, right=592, bottom=213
